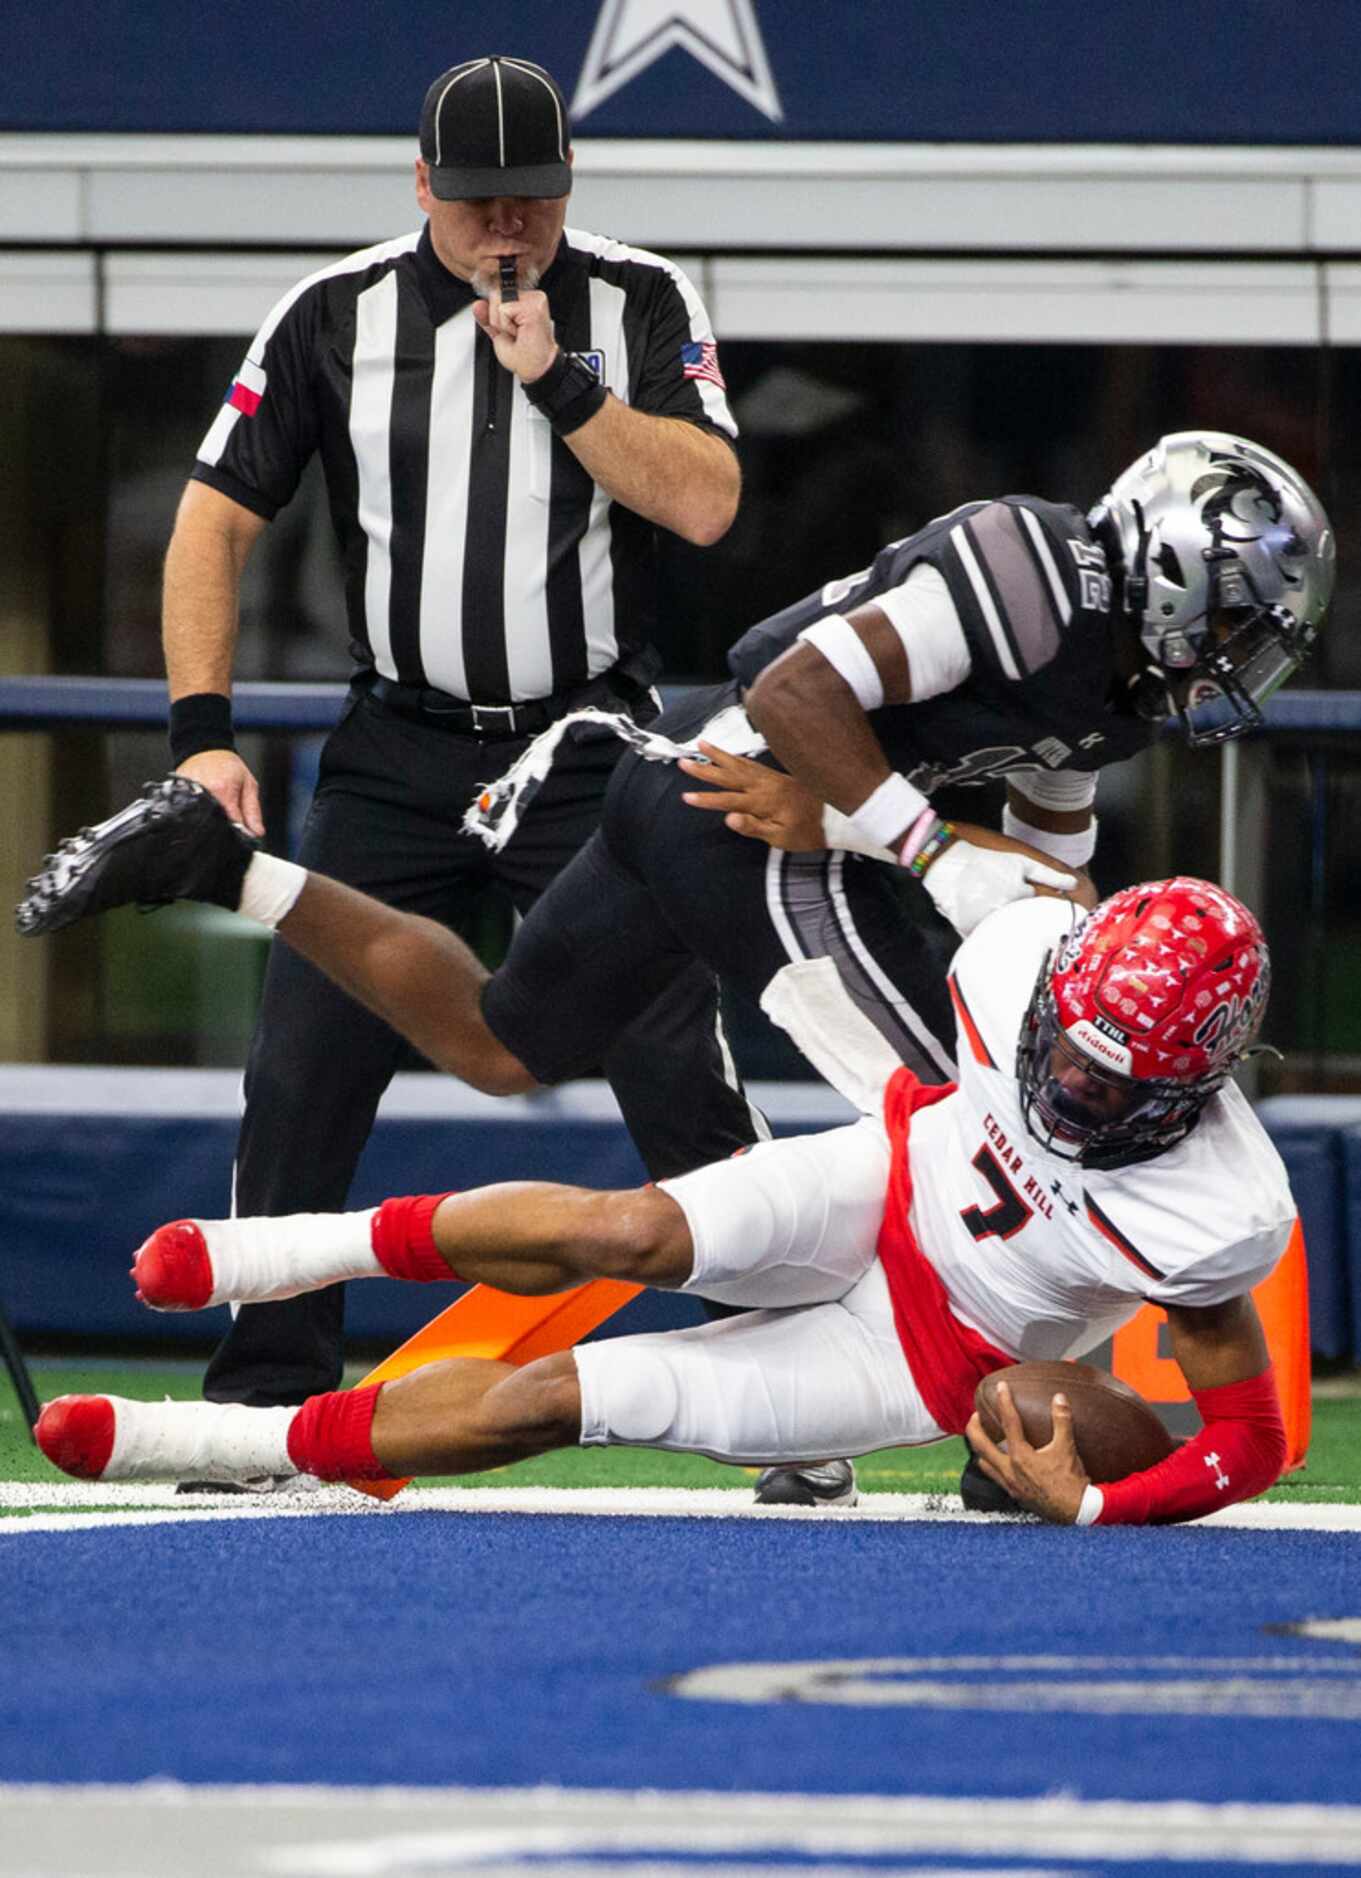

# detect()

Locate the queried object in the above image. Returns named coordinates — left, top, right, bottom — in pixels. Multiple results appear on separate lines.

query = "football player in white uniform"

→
left=37, top=877, right=1293, bottom=1526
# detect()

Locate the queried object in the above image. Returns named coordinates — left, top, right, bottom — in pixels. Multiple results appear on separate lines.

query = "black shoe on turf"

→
left=754, top=1459, right=858, bottom=1507
left=175, top=1476, right=282, bottom=1497
left=959, top=1445, right=1023, bottom=1515
left=15, top=776, right=256, bottom=938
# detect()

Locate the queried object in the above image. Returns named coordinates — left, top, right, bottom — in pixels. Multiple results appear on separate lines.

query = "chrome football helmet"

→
left=1016, top=878, right=1270, bottom=1170
left=1090, top=431, right=1335, bottom=745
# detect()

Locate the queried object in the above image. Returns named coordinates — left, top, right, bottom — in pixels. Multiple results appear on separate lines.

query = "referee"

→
left=163, top=54, right=755, bottom=1448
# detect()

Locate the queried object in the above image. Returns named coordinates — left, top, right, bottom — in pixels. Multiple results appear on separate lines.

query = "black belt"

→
left=366, top=653, right=659, bottom=740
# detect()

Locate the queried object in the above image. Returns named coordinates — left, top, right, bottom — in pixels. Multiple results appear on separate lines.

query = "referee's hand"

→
left=473, top=286, right=559, bottom=386
left=176, top=750, right=265, bottom=840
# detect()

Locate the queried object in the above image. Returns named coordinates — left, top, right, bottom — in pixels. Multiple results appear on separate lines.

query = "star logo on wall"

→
left=573, top=0, right=783, bottom=123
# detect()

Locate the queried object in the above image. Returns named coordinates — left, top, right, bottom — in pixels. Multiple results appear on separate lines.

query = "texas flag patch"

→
left=224, top=359, right=267, bottom=417
left=680, top=339, right=726, bottom=390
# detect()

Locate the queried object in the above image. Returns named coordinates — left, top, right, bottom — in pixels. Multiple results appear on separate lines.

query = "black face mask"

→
left=1016, top=971, right=1220, bottom=1171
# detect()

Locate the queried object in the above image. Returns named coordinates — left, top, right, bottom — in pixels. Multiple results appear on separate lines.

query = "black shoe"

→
left=754, top=1459, right=858, bottom=1507
left=175, top=1474, right=320, bottom=1496
left=175, top=1476, right=281, bottom=1497
left=959, top=1446, right=1023, bottom=1515
left=15, top=776, right=256, bottom=937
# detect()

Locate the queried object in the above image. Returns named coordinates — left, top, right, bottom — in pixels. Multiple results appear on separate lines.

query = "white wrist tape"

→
left=821, top=805, right=896, bottom=862
left=1075, top=1484, right=1105, bottom=1526
left=846, top=772, right=931, bottom=850
left=1002, top=804, right=1098, bottom=868
left=798, top=614, right=885, bottom=711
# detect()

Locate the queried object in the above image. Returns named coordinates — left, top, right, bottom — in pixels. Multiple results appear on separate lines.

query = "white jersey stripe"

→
left=501, top=380, right=555, bottom=699
left=764, top=846, right=804, bottom=965
left=196, top=402, right=241, bottom=469
left=564, top=225, right=737, bottom=438
left=950, top=523, right=1021, bottom=682
left=574, top=270, right=633, bottom=671
left=417, top=315, right=477, bottom=697
left=1018, top=504, right=1073, bottom=624
left=249, top=233, right=419, bottom=368
left=350, top=272, right=400, bottom=679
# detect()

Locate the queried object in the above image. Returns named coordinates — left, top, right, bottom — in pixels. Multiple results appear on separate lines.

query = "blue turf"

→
left=3, top=1513, right=1360, bottom=1803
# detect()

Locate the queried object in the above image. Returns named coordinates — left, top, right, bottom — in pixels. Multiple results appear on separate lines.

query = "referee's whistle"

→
left=498, top=256, right=519, bottom=303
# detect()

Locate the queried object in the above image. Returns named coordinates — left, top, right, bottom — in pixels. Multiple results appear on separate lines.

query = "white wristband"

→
left=846, top=772, right=931, bottom=850
left=798, top=615, right=885, bottom=711
left=1003, top=803, right=1098, bottom=868
left=821, top=804, right=896, bottom=862
left=1075, top=1484, right=1105, bottom=1526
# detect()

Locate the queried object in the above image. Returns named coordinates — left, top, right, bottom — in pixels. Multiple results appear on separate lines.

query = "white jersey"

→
left=905, top=898, right=1295, bottom=1361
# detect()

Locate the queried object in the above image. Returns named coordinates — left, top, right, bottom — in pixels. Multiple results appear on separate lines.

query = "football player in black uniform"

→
left=17, top=431, right=1334, bottom=1508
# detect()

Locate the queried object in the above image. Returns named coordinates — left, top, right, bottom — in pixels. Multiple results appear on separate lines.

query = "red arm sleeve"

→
left=1093, top=1365, right=1287, bottom=1526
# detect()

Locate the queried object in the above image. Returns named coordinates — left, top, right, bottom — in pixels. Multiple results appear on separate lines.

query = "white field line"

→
left=1, top=1481, right=1360, bottom=1533
left=1, top=1782, right=1360, bottom=1865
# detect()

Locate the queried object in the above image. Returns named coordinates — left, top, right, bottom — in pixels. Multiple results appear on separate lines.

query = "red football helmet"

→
left=1017, top=877, right=1271, bottom=1169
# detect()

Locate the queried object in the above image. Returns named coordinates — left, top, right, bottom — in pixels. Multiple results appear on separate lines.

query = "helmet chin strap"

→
left=1127, top=666, right=1173, bottom=723
left=1123, top=498, right=1152, bottom=617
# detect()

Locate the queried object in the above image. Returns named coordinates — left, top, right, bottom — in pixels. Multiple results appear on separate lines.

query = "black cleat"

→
left=754, top=1459, right=858, bottom=1507
left=959, top=1445, right=1024, bottom=1515
left=15, top=776, right=256, bottom=938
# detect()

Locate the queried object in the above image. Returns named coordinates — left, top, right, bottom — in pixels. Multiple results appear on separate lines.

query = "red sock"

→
left=286, top=1383, right=393, bottom=1481
left=370, top=1193, right=458, bottom=1281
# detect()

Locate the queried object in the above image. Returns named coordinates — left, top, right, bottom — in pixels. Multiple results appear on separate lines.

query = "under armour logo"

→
left=1204, top=1449, right=1230, bottom=1492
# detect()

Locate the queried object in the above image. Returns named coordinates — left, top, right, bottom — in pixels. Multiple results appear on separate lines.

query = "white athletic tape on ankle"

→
left=105, top=1397, right=298, bottom=1482
left=207, top=1208, right=381, bottom=1306
left=239, top=852, right=307, bottom=928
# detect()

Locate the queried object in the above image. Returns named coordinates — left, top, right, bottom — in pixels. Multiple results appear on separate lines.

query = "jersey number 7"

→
left=961, top=1144, right=1034, bottom=1241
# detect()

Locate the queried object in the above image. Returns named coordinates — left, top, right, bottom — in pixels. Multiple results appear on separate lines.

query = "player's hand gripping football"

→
left=964, top=1381, right=1090, bottom=1524
left=679, top=743, right=825, bottom=850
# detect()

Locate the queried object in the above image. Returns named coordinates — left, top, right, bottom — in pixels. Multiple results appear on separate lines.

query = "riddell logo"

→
left=1068, top=1018, right=1131, bottom=1072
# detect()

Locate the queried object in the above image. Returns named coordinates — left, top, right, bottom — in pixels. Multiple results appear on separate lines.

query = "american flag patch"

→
left=224, top=359, right=267, bottom=417
left=680, top=339, right=726, bottom=390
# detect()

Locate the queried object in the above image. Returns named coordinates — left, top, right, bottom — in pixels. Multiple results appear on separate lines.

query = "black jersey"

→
left=727, top=497, right=1153, bottom=792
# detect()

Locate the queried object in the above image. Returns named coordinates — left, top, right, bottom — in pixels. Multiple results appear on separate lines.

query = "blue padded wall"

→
left=3, top=1073, right=1360, bottom=1360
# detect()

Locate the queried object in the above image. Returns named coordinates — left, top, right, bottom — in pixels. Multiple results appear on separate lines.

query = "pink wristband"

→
left=897, top=805, right=940, bottom=868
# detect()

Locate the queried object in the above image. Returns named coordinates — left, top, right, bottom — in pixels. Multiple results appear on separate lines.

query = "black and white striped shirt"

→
left=193, top=224, right=737, bottom=703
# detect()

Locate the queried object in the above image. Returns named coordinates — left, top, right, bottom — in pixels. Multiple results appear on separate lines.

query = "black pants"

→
left=484, top=682, right=960, bottom=1093
left=204, top=683, right=760, bottom=1407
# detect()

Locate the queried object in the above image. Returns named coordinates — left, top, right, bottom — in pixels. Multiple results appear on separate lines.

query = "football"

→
left=974, top=1361, right=1175, bottom=1483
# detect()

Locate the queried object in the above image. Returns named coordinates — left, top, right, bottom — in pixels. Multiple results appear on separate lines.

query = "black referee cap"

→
left=420, top=57, right=572, bottom=201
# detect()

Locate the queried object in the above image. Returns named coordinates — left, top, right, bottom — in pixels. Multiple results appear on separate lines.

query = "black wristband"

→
left=523, top=349, right=608, bottom=437
left=169, top=692, right=236, bottom=765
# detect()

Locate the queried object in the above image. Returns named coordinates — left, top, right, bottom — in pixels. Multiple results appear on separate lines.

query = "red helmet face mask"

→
left=1016, top=878, right=1271, bottom=1170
